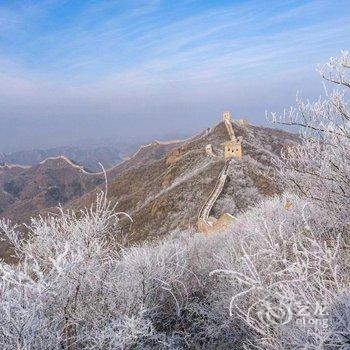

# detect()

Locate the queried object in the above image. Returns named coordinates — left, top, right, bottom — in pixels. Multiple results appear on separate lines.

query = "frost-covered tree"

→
left=270, top=51, right=350, bottom=228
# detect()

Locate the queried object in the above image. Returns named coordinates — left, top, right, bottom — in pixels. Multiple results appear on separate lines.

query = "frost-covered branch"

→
left=268, top=51, right=350, bottom=226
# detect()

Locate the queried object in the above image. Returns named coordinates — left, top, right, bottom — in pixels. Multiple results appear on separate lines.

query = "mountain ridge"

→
left=69, top=119, right=299, bottom=244
left=0, top=119, right=299, bottom=262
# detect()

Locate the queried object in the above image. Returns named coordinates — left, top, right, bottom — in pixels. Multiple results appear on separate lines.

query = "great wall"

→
left=197, top=111, right=242, bottom=234
left=1, top=111, right=245, bottom=236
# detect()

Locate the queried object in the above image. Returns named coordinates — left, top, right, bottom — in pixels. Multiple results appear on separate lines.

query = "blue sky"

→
left=0, top=0, right=350, bottom=150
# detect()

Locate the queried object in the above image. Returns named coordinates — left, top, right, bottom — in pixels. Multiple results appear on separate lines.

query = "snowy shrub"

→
left=210, top=193, right=350, bottom=349
left=0, top=192, right=189, bottom=349
left=1, top=192, right=349, bottom=349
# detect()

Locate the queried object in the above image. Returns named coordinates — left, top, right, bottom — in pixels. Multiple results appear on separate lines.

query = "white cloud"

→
left=0, top=0, right=349, bottom=150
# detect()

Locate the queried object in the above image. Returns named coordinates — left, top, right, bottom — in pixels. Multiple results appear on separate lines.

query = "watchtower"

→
left=223, top=111, right=232, bottom=122
left=221, top=111, right=242, bottom=159
left=222, top=138, right=242, bottom=159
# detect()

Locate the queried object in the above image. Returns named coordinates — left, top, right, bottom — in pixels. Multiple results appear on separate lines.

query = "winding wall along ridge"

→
left=197, top=111, right=238, bottom=233
left=198, top=160, right=230, bottom=225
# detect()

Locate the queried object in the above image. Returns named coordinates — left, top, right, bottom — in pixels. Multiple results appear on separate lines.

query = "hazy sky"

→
left=1, top=0, right=350, bottom=151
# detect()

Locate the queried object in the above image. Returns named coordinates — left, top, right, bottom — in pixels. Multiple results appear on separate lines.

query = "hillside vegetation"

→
left=0, top=52, right=349, bottom=349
